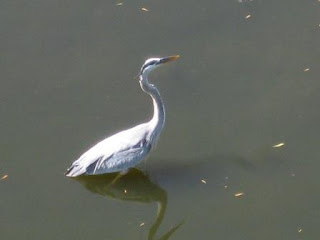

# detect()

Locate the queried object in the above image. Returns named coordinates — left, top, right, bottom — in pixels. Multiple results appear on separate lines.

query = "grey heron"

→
left=65, top=55, right=179, bottom=177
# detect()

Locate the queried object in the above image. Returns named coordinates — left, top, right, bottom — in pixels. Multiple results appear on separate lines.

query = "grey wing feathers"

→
left=65, top=124, right=153, bottom=177
left=65, top=131, right=151, bottom=177
left=66, top=140, right=151, bottom=177
left=91, top=141, right=152, bottom=175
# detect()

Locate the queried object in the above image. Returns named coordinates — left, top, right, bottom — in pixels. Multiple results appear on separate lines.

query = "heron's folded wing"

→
left=91, top=140, right=151, bottom=174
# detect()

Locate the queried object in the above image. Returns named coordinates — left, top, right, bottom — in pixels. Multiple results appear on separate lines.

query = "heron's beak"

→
left=158, top=55, right=180, bottom=64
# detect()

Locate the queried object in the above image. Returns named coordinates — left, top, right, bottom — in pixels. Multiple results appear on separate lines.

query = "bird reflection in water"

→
left=73, top=168, right=183, bottom=240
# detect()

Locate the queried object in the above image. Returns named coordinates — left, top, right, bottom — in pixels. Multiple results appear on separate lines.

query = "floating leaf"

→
left=234, top=192, right=244, bottom=197
left=273, top=142, right=285, bottom=148
left=1, top=174, right=8, bottom=180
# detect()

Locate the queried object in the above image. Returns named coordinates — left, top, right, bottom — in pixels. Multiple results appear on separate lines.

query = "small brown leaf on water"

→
left=1, top=174, right=8, bottom=180
left=273, top=142, right=285, bottom=148
left=234, top=192, right=244, bottom=197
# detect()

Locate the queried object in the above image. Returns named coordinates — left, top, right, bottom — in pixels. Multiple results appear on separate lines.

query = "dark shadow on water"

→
left=73, top=168, right=183, bottom=240
left=145, top=154, right=256, bottom=183
left=71, top=151, right=284, bottom=238
left=143, top=151, right=287, bottom=190
left=149, top=153, right=256, bottom=174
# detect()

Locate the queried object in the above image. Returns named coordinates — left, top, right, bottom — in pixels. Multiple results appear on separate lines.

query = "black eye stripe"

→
left=141, top=65, right=147, bottom=72
left=141, top=60, right=157, bottom=72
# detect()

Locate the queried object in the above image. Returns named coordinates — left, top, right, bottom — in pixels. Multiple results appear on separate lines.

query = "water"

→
left=1, top=0, right=319, bottom=239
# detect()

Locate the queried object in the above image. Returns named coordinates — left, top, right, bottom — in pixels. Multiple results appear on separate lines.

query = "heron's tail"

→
left=64, top=166, right=74, bottom=176
left=65, top=164, right=85, bottom=177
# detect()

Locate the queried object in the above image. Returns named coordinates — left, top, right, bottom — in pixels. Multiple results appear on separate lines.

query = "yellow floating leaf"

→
left=273, top=142, right=285, bottom=148
left=1, top=174, right=8, bottom=180
left=234, top=192, right=244, bottom=197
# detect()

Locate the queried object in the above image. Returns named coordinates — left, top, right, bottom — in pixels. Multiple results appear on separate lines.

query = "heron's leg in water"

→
left=108, top=169, right=129, bottom=186
left=120, top=169, right=129, bottom=175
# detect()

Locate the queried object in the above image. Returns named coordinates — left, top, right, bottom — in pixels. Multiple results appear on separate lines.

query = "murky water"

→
left=1, top=1, right=320, bottom=239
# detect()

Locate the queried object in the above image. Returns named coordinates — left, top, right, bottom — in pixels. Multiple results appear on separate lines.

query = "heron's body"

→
left=65, top=55, right=179, bottom=177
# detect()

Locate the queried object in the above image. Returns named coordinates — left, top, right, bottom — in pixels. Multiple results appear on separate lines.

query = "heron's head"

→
left=140, top=55, right=179, bottom=77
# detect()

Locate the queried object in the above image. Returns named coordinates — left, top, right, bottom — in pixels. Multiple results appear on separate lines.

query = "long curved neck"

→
left=139, top=74, right=165, bottom=141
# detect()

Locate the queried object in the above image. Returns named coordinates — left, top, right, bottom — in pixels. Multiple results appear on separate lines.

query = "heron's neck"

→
left=140, top=75, right=165, bottom=140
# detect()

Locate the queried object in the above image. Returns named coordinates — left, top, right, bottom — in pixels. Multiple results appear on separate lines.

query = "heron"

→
left=65, top=55, right=179, bottom=177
